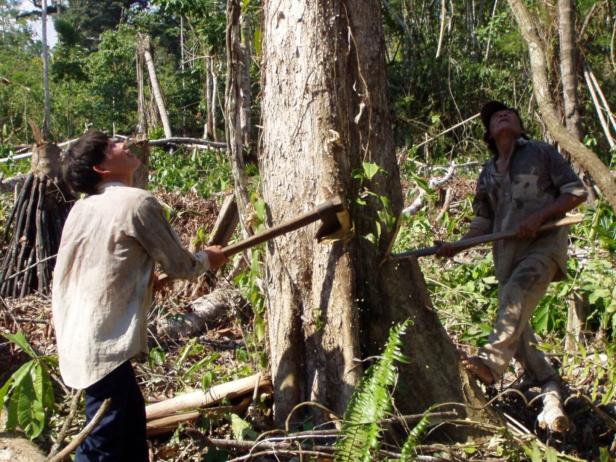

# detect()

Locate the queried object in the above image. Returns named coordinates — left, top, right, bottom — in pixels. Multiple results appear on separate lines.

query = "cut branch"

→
left=145, top=373, right=271, bottom=421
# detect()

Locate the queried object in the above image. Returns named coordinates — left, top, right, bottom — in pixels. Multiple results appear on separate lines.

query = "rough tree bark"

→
left=260, top=0, right=493, bottom=432
left=507, top=0, right=616, bottom=211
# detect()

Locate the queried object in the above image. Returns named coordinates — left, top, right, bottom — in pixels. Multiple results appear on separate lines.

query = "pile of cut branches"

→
left=0, top=141, right=74, bottom=298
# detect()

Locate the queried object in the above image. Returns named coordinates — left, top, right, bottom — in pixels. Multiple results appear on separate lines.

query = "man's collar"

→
left=491, top=136, right=529, bottom=161
left=97, top=181, right=127, bottom=193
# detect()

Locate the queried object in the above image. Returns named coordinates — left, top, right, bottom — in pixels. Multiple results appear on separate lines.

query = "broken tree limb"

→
left=537, top=381, right=571, bottom=433
left=584, top=68, right=615, bottom=149
left=47, top=398, right=111, bottom=462
left=156, top=286, right=248, bottom=339
left=208, top=193, right=239, bottom=246
left=402, top=162, right=459, bottom=216
left=0, top=137, right=228, bottom=164
left=145, top=373, right=271, bottom=421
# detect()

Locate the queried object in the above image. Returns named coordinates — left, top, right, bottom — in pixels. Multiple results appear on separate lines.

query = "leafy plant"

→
left=353, top=161, right=396, bottom=245
left=399, top=411, right=431, bottom=461
left=0, top=331, right=57, bottom=439
left=334, top=320, right=410, bottom=462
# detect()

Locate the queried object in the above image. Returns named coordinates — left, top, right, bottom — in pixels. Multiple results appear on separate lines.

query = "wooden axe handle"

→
left=393, top=214, right=583, bottom=260
left=222, top=197, right=344, bottom=257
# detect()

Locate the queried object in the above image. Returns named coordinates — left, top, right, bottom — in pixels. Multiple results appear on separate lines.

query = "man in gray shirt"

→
left=437, top=102, right=587, bottom=385
left=53, top=130, right=227, bottom=461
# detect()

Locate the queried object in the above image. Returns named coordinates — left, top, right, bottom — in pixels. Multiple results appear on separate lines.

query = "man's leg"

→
left=477, top=256, right=558, bottom=381
left=513, top=323, right=557, bottom=384
left=121, top=363, right=148, bottom=462
left=76, top=362, right=139, bottom=462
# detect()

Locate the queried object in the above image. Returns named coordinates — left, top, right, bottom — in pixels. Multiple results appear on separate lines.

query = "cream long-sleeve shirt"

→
left=52, top=183, right=210, bottom=389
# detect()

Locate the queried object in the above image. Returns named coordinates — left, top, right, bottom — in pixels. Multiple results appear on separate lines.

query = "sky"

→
left=18, top=0, right=59, bottom=48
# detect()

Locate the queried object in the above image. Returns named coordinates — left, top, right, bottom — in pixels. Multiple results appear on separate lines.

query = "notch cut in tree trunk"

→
left=0, top=140, right=74, bottom=298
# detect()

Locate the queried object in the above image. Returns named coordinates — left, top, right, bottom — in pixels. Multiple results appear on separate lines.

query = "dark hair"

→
left=63, top=130, right=109, bottom=195
left=482, top=108, right=528, bottom=155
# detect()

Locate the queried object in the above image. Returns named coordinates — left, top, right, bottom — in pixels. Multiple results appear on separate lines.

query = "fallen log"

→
left=156, top=286, right=249, bottom=339
left=147, top=397, right=252, bottom=437
left=146, top=373, right=270, bottom=421
left=537, top=380, right=571, bottom=433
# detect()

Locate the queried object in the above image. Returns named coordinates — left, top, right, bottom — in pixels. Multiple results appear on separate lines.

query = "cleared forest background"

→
left=0, top=0, right=615, bottom=460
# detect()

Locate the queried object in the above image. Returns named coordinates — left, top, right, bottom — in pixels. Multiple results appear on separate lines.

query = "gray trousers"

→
left=478, top=255, right=558, bottom=383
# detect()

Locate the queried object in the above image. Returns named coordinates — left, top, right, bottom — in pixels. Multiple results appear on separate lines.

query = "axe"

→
left=391, top=214, right=583, bottom=260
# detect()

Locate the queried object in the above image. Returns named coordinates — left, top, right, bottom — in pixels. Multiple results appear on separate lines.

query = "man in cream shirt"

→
left=53, top=130, right=227, bottom=461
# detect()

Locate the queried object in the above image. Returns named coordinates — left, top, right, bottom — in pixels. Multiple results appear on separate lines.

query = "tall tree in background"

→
left=557, top=0, right=582, bottom=141
left=507, top=0, right=616, bottom=211
left=41, top=0, right=50, bottom=138
left=260, top=0, right=493, bottom=430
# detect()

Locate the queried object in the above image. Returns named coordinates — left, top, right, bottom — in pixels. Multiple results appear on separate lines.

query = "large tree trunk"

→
left=507, top=0, right=616, bottom=211
left=260, top=0, right=493, bottom=432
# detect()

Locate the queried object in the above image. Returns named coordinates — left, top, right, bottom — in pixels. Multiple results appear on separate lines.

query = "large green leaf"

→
left=7, top=361, right=34, bottom=392
left=16, top=372, right=45, bottom=439
left=3, top=332, right=37, bottom=358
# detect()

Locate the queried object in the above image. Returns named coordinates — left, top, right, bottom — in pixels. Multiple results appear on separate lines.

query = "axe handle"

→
left=393, top=214, right=583, bottom=259
left=155, top=198, right=344, bottom=287
left=222, top=198, right=344, bottom=257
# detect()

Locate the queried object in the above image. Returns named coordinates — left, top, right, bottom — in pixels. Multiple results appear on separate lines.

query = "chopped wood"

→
left=147, top=397, right=251, bottom=437
left=537, top=380, right=571, bottom=433
left=145, top=373, right=271, bottom=421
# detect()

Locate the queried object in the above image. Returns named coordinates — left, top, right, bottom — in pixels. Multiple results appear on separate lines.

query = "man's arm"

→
left=132, top=196, right=228, bottom=279
left=517, top=193, right=585, bottom=238
left=436, top=167, right=493, bottom=257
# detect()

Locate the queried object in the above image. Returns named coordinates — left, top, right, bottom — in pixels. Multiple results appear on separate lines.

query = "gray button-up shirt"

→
left=469, top=139, right=587, bottom=282
left=52, top=183, right=210, bottom=389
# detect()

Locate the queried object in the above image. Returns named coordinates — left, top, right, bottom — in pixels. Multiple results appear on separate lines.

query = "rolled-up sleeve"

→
left=547, top=146, right=588, bottom=198
left=131, top=196, right=210, bottom=278
left=470, top=167, right=494, bottom=234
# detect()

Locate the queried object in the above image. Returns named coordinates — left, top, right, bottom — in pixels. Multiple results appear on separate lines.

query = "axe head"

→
left=315, top=196, right=353, bottom=242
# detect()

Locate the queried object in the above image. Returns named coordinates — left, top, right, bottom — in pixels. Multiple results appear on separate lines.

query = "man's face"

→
left=97, top=139, right=141, bottom=176
left=488, top=109, right=523, bottom=139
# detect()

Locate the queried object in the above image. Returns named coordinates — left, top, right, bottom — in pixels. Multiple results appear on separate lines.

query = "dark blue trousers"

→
left=76, top=361, right=149, bottom=462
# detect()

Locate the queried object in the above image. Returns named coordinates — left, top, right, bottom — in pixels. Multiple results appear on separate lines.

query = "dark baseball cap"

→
left=480, top=101, right=516, bottom=130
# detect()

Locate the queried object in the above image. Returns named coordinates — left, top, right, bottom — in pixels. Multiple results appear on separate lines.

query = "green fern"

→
left=334, top=320, right=411, bottom=462
left=399, top=411, right=431, bottom=461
